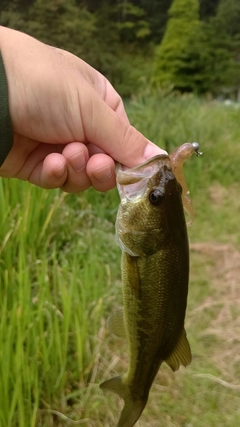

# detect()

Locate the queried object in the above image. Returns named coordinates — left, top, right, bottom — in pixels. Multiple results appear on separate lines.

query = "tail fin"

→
left=100, top=376, right=147, bottom=427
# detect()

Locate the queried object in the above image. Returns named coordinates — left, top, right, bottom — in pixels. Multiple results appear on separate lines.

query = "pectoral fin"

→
left=107, top=309, right=126, bottom=338
left=165, top=328, right=192, bottom=372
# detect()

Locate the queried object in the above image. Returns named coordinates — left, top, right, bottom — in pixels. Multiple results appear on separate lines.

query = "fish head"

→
left=116, top=155, right=185, bottom=256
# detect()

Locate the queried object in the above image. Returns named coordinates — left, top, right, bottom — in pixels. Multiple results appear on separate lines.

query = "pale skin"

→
left=0, top=26, right=165, bottom=193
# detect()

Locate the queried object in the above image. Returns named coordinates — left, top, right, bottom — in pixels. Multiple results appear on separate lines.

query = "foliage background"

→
left=1, top=0, right=240, bottom=96
left=1, top=92, right=240, bottom=426
left=1, top=1, right=240, bottom=426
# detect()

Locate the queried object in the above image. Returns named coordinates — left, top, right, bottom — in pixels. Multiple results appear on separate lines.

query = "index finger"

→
left=78, top=85, right=166, bottom=168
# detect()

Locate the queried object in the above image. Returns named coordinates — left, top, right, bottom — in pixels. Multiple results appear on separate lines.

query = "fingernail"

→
left=92, top=164, right=113, bottom=182
left=69, top=151, right=86, bottom=172
left=144, top=142, right=168, bottom=160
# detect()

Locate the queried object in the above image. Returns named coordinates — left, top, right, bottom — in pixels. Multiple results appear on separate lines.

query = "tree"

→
left=3, top=0, right=236, bottom=96
left=202, top=0, right=240, bottom=92
left=215, top=0, right=240, bottom=37
left=152, top=0, right=207, bottom=92
left=199, top=0, right=220, bottom=19
left=25, top=0, right=97, bottom=60
left=137, top=0, right=173, bottom=42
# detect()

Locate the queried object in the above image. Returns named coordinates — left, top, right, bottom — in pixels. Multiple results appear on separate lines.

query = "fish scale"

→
left=100, top=143, right=200, bottom=427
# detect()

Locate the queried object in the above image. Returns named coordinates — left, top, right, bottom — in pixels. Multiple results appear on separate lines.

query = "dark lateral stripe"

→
left=0, top=51, right=13, bottom=167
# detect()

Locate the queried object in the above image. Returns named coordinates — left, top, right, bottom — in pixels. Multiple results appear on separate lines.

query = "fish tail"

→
left=100, top=376, right=147, bottom=427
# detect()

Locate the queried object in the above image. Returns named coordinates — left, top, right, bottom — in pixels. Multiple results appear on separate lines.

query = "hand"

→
left=0, top=26, right=165, bottom=193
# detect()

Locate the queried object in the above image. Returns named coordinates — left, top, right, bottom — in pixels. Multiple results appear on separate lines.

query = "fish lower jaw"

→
left=117, top=235, right=138, bottom=256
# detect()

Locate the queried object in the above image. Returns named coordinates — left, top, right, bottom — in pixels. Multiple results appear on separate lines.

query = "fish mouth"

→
left=116, top=155, right=169, bottom=184
left=116, top=155, right=173, bottom=201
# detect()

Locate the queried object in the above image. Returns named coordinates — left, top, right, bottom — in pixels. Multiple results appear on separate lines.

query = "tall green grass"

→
left=1, top=93, right=240, bottom=426
left=0, top=181, right=120, bottom=426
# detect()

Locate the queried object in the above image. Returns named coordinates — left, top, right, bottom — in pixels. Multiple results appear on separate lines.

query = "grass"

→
left=1, top=92, right=240, bottom=426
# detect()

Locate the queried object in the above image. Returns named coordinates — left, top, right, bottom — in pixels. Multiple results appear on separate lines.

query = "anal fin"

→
left=165, top=328, right=192, bottom=372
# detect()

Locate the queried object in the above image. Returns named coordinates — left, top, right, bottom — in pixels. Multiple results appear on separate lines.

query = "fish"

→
left=100, top=142, right=200, bottom=427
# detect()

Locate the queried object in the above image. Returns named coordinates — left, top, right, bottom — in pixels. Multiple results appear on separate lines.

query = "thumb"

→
left=78, top=87, right=166, bottom=168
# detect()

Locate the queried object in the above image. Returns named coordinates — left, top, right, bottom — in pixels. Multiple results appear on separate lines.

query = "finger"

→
left=56, top=48, right=129, bottom=122
left=86, top=153, right=116, bottom=192
left=40, top=154, right=67, bottom=188
left=87, top=143, right=104, bottom=156
left=0, top=134, right=40, bottom=178
left=91, top=71, right=130, bottom=122
left=102, top=79, right=130, bottom=123
left=12, top=140, right=66, bottom=187
left=79, top=86, right=167, bottom=169
left=60, top=142, right=91, bottom=193
left=28, top=153, right=67, bottom=189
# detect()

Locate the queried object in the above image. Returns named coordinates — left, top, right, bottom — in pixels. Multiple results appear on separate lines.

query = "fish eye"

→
left=148, top=189, right=164, bottom=206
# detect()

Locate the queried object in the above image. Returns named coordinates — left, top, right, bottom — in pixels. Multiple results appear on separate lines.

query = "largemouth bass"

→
left=100, top=142, right=200, bottom=427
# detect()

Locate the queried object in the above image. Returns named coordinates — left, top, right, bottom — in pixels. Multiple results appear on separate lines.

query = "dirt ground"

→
left=190, top=241, right=240, bottom=385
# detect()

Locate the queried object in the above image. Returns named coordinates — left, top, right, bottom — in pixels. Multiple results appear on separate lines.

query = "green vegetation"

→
left=152, top=0, right=240, bottom=93
left=1, top=1, right=240, bottom=425
left=152, top=0, right=204, bottom=91
left=1, top=93, right=240, bottom=426
left=1, top=0, right=240, bottom=96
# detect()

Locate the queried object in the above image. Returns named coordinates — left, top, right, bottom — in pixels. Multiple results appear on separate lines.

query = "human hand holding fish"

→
left=100, top=142, right=201, bottom=427
left=0, top=25, right=166, bottom=193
